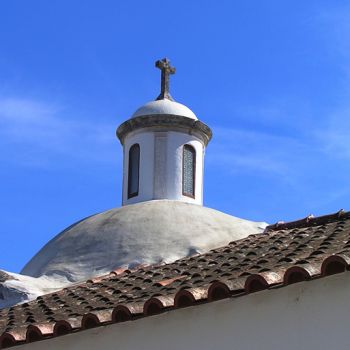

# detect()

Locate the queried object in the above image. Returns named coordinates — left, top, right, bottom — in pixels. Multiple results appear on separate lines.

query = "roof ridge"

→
left=265, top=209, right=348, bottom=232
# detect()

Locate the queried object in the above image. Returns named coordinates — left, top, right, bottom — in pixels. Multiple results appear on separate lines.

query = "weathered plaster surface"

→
left=116, top=115, right=212, bottom=146
left=0, top=271, right=67, bottom=309
left=21, top=200, right=266, bottom=282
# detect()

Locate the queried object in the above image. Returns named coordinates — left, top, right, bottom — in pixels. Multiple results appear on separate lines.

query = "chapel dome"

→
left=131, top=99, right=197, bottom=120
left=21, top=200, right=267, bottom=283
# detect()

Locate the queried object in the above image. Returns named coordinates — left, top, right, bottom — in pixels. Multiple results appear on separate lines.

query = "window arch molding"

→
left=128, top=143, right=140, bottom=199
left=182, top=144, right=196, bottom=198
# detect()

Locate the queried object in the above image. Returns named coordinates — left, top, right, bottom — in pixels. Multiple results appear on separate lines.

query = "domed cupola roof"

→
left=21, top=201, right=267, bottom=282
left=117, top=58, right=211, bottom=145
left=131, top=99, right=197, bottom=120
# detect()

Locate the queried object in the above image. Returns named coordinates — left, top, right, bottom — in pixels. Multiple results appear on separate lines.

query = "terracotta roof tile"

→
left=1, top=209, right=350, bottom=348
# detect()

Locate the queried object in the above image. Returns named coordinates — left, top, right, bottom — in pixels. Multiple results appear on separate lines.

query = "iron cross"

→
left=155, top=58, right=176, bottom=101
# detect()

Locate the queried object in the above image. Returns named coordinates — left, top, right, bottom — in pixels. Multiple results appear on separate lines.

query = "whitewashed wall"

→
left=122, top=130, right=204, bottom=205
left=22, top=272, right=350, bottom=350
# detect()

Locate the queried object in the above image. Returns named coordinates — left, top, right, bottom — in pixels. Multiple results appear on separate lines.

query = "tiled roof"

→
left=1, top=209, right=350, bottom=348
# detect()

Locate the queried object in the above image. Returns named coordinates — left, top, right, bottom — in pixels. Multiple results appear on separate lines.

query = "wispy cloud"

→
left=208, top=126, right=315, bottom=178
left=211, top=6, right=350, bottom=177
left=0, top=97, right=119, bottom=167
left=206, top=120, right=350, bottom=213
left=310, top=6, right=350, bottom=160
left=316, top=5, right=350, bottom=67
left=315, top=108, right=350, bottom=160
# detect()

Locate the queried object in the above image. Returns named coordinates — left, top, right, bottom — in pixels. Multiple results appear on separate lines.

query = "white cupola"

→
left=116, top=58, right=212, bottom=206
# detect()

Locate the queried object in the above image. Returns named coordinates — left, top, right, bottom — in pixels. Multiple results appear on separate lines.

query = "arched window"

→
left=128, top=144, right=140, bottom=199
left=183, top=145, right=196, bottom=198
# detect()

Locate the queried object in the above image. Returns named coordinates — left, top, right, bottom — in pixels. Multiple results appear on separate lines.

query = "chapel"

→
left=0, top=59, right=350, bottom=350
left=0, top=57, right=266, bottom=305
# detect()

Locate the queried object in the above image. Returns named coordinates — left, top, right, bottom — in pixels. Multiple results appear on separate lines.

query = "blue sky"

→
left=1, top=1, right=350, bottom=273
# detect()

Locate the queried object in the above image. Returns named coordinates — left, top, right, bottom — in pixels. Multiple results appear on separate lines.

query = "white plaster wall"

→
left=21, top=272, right=350, bottom=350
left=122, top=130, right=205, bottom=206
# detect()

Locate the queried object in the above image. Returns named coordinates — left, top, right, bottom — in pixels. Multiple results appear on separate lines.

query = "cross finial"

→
left=155, top=58, right=176, bottom=101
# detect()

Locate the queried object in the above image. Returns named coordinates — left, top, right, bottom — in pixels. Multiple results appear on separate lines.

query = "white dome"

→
left=21, top=200, right=267, bottom=282
left=131, top=99, right=197, bottom=120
